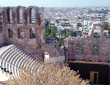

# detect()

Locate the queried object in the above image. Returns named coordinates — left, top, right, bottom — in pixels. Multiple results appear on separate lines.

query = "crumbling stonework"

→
left=0, top=34, right=5, bottom=47
left=0, top=6, right=63, bottom=59
left=65, top=23, right=110, bottom=62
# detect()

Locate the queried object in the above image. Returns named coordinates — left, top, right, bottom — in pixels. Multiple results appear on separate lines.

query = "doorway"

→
left=90, top=71, right=99, bottom=84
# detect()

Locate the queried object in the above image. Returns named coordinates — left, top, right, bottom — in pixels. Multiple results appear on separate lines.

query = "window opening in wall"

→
left=7, top=9, right=12, bottom=23
left=92, top=44, right=99, bottom=55
left=30, top=28, right=36, bottom=38
left=10, top=9, right=12, bottom=23
left=18, top=28, right=24, bottom=38
left=8, top=29, right=13, bottom=38
left=31, top=8, right=36, bottom=23
left=19, top=8, right=23, bottom=23
left=76, top=43, right=83, bottom=55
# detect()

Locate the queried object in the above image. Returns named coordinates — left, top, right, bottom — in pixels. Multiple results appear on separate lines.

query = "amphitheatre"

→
left=0, top=6, right=110, bottom=85
left=0, top=6, right=65, bottom=83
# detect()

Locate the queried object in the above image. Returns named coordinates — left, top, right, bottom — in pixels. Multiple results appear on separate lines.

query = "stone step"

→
left=0, top=44, right=36, bottom=77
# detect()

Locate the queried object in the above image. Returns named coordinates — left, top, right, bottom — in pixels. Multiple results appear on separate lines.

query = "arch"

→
left=17, top=7, right=23, bottom=23
left=92, top=44, right=100, bottom=55
left=30, top=28, right=36, bottom=38
left=19, top=8, right=23, bottom=23
left=29, top=8, right=36, bottom=23
left=8, top=29, right=13, bottom=38
left=18, top=28, right=24, bottom=38
left=76, top=43, right=83, bottom=55
left=31, top=8, right=36, bottom=23
left=7, top=9, right=12, bottom=23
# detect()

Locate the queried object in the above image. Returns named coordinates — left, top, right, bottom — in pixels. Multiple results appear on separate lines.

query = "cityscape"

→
left=0, top=0, right=110, bottom=85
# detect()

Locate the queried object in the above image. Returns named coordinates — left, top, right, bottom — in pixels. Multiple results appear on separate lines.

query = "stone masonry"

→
left=0, top=6, right=63, bottom=60
left=65, top=22, right=110, bottom=62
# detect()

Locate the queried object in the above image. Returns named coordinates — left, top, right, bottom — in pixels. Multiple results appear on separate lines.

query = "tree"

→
left=70, top=31, right=76, bottom=37
left=60, top=29, right=67, bottom=38
left=104, top=22, right=109, bottom=30
left=6, top=62, right=90, bottom=85
left=44, top=23, right=56, bottom=38
left=56, top=19, right=59, bottom=24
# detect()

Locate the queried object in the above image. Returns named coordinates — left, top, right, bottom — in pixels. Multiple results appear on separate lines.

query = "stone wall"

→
left=1, top=6, right=63, bottom=59
left=0, top=34, right=5, bottom=47
left=65, top=23, right=110, bottom=62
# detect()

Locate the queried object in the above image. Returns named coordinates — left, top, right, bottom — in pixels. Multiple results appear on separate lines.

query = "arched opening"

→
left=92, top=44, right=99, bottom=55
left=30, top=28, right=36, bottom=38
left=8, top=29, right=13, bottom=38
left=7, top=9, right=12, bottom=23
left=19, top=8, right=23, bottom=23
left=76, top=43, right=83, bottom=55
left=31, top=8, right=36, bottom=23
left=18, top=28, right=24, bottom=38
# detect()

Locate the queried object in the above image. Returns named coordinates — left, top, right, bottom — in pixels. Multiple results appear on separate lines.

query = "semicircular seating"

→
left=0, top=44, right=37, bottom=77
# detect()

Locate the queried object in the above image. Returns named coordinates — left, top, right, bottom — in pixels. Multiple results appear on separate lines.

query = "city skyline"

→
left=0, top=0, right=110, bottom=7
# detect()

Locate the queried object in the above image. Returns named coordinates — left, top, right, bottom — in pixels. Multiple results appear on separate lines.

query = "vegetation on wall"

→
left=92, top=44, right=99, bottom=52
left=32, top=33, right=36, bottom=38
left=76, top=43, right=83, bottom=52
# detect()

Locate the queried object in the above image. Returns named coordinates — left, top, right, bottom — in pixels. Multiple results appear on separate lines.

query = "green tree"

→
left=60, top=29, right=66, bottom=38
left=56, top=19, right=59, bottom=23
left=44, top=23, right=56, bottom=38
left=70, top=31, right=76, bottom=37
left=104, top=22, right=109, bottom=30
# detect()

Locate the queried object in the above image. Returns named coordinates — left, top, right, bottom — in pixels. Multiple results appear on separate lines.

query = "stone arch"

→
left=29, top=7, right=36, bottom=23
left=30, top=28, right=36, bottom=38
left=18, top=28, right=24, bottom=38
left=7, top=8, right=12, bottom=23
left=92, top=44, right=100, bottom=55
left=31, top=8, right=36, bottom=23
left=8, top=28, right=13, bottom=38
left=17, top=7, right=23, bottom=23
left=76, top=43, right=83, bottom=55
left=19, top=8, right=23, bottom=23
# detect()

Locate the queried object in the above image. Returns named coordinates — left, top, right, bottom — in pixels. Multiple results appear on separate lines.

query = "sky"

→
left=0, top=0, right=110, bottom=7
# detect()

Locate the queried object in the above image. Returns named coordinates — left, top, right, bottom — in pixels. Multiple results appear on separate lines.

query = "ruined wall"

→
left=66, top=23, right=110, bottom=62
left=0, top=8, right=4, bottom=46
left=2, top=6, right=44, bottom=59
left=0, top=34, right=5, bottom=46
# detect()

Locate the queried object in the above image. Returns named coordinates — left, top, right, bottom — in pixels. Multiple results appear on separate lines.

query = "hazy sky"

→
left=0, top=0, right=110, bottom=7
